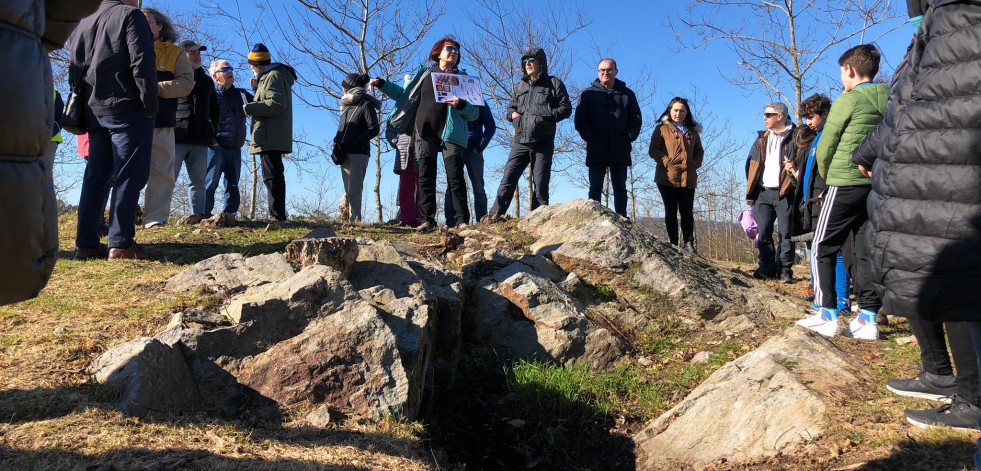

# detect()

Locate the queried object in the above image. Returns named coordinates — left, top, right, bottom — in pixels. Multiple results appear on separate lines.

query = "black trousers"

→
left=416, top=135, right=468, bottom=226
left=752, top=188, right=795, bottom=276
left=908, top=318, right=980, bottom=406
left=260, top=151, right=286, bottom=221
left=811, top=186, right=881, bottom=311
left=489, top=141, right=554, bottom=216
left=657, top=184, right=695, bottom=245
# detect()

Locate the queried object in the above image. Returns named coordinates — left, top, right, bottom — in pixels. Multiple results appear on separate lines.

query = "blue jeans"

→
left=174, top=144, right=208, bottom=215
left=445, top=148, right=487, bottom=226
left=587, top=164, right=629, bottom=217
left=205, top=145, right=242, bottom=215
left=76, top=108, right=154, bottom=249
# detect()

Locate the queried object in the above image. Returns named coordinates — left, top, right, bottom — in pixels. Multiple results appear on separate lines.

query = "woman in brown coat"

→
left=649, top=97, right=704, bottom=254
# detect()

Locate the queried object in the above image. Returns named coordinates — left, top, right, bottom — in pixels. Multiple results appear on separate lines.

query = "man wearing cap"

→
left=244, top=43, right=297, bottom=222
left=141, top=8, right=194, bottom=229
left=173, top=40, right=219, bottom=224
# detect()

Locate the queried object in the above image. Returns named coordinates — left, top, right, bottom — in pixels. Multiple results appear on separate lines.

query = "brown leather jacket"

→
left=649, top=117, right=704, bottom=189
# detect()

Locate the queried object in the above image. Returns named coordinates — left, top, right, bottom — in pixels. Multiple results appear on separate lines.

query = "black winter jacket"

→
left=214, top=85, right=252, bottom=149
left=508, top=48, right=572, bottom=144
left=334, top=88, right=381, bottom=156
left=864, top=0, right=981, bottom=322
left=67, top=0, right=158, bottom=118
left=175, top=67, right=219, bottom=146
left=574, top=79, right=643, bottom=166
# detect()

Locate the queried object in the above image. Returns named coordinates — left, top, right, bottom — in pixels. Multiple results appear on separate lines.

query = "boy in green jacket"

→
left=797, top=44, right=888, bottom=340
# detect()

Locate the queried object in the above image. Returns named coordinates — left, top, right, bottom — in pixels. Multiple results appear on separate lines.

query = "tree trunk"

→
left=629, top=166, right=635, bottom=220
left=250, top=153, right=259, bottom=219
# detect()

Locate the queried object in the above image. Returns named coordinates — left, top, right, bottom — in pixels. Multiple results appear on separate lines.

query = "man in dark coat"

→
left=71, top=0, right=161, bottom=260
left=207, top=59, right=253, bottom=220
left=574, top=58, right=642, bottom=218
left=858, top=0, right=981, bottom=437
left=174, top=40, right=219, bottom=223
left=0, top=0, right=102, bottom=305
left=487, top=47, right=571, bottom=219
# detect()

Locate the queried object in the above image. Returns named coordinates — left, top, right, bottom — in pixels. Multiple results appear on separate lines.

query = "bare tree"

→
left=275, top=0, right=444, bottom=222
left=462, top=0, right=590, bottom=217
left=670, top=0, right=904, bottom=119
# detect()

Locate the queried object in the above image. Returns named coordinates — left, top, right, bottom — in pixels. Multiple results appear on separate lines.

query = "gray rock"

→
left=407, top=259, right=464, bottom=389
left=284, top=237, right=359, bottom=275
left=634, top=327, right=874, bottom=470
left=306, top=404, right=332, bottom=428
left=89, top=338, right=200, bottom=417
left=349, top=241, right=423, bottom=299
left=690, top=351, right=713, bottom=364
left=301, top=227, right=337, bottom=239
left=164, top=253, right=295, bottom=294
left=518, top=199, right=798, bottom=330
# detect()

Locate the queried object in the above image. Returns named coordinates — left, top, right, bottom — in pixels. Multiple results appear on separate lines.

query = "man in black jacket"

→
left=174, top=40, right=219, bottom=224
left=488, top=47, right=571, bottom=219
left=574, top=58, right=642, bottom=218
left=70, top=0, right=161, bottom=260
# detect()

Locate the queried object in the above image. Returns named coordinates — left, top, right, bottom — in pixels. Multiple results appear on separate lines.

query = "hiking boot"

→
left=905, top=396, right=981, bottom=432
left=75, top=245, right=109, bottom=261
left=780, top=271, right=795, bottom=284
left=683, top=242, right=697, bottom=255
left=752, top=269, right=776, bottom=280
left=415, top=221, right=436, bottom=234
left=842, top=317, right=879, bottom=341
left=799, top=286, right=815, bottom=302
left=795, top=308, right=839, bottom=337
left=887, top=370, right=957, bottom=402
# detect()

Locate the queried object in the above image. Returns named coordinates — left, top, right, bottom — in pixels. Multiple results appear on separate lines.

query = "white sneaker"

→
left=796, top=309, right=840, bottom=337
left=846, top=317, right=879, bottom=340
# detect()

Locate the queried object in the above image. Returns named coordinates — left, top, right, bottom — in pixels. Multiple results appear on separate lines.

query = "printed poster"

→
left=431, top=72, right=485, bottom=106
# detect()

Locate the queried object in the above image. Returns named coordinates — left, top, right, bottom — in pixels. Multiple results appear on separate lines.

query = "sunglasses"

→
left=218, top=66, right=234, bottom=72
left=523, top=58, right=536, bottom=64
left=764, top=112, right=780, bottom=118
left=443, top=46, right=459, bottom=53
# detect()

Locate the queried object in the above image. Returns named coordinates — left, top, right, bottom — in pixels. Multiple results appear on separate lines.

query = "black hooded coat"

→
left=507, top=47, right=572, bottom=145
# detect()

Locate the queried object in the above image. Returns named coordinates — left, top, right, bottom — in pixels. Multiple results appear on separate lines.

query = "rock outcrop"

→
left=633, top=327, right=874, bottom=470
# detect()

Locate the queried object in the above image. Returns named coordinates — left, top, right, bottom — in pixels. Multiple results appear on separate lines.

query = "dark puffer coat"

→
left=574, top=78, right=643, bottom=167
left=507, top=47, right=572, bottom=145
left=861, top=0, right=981, bottom=322
left=0, top=0, right=101, bottom=306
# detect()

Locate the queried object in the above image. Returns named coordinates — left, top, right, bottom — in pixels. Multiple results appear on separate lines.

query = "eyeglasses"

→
left=523, top=58, right=536, bottom=64
left=598, top=68, right=616, bottom=74
left=443, top=46, right=459, bottom=53
left=763, top=112, right=780, bottom=118
left=219, top=66, right=234, bottom=72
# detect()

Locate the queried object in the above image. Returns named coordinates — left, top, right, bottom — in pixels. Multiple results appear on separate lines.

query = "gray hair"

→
left=765, top=102, right=790, bottom=121
left=209, top=59, right=231, bottom=77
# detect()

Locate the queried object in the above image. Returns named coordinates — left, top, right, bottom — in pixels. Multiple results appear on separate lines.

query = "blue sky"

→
left=64, top=0, right=912, bottom=222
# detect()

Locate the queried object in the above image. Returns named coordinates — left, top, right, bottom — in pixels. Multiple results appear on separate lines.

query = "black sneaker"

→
left=905, top=396, right=981, bottom=432
left=752, top=269, right=776, bottom=280
left=415, top=221, right=436, bottom=234
left=887, top=371, right=957, bottom=402
left=683, top=242, right=697, bottom=255
left=780, top=271, right=795, bottom=284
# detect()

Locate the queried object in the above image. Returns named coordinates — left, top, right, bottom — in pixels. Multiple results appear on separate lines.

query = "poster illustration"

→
left=431, top=72, right=485, bottom=106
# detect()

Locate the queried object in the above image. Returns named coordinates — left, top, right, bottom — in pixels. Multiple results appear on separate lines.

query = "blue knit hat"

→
left=248, top=43, right=271, bottom=66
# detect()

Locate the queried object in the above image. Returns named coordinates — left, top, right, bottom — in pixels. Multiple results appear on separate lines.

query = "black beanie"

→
left=341, top=73, right=369, bottom=90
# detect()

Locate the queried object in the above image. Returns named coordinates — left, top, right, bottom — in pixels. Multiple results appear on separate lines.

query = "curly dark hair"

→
left=428, top=36, right=461, bottom=66
left=799, top=94, right=832, bottom=119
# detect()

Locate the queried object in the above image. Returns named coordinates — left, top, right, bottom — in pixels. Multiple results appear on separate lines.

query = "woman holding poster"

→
left=370, top=36, right=479, bottom=232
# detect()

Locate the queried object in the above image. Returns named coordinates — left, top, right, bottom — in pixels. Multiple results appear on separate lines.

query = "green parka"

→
left=245, top=63, right=297, bottom=154
left=815, top=83, right=889, bottom=186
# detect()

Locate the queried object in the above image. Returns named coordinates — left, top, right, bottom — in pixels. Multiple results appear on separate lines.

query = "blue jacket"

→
left=379, top=64, right=478, bottom=147
left=467, top=104, right=496, bottom=151
left=214, top=84, right=252, bottom=149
